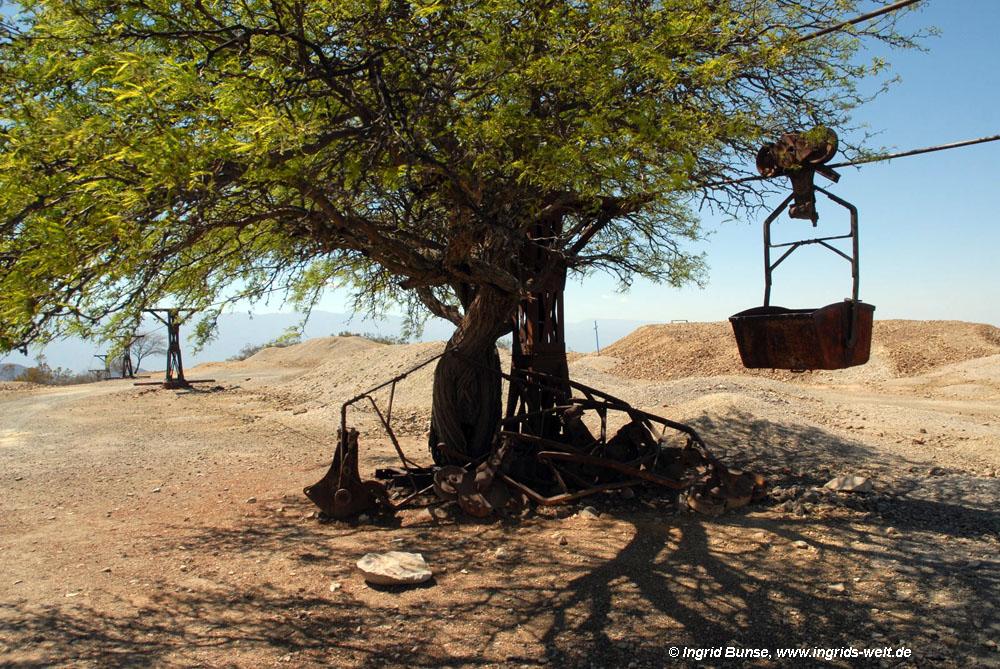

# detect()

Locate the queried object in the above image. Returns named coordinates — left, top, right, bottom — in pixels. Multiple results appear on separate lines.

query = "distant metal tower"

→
left=120, top=338, right=135, bottom=379
left=134, top=309, right=214, bottom=389
left=92, top=354, right=111, bottom=380
left=155, top=309, right=190, bottom=388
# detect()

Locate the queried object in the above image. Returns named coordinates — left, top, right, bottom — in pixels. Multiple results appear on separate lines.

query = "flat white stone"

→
left=823, top=476, right=873, bottom=493
left=356, top=551, right=432, bottom=585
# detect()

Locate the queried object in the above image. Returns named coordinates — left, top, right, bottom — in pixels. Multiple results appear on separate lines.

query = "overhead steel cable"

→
left=701, top=133, right=1000, bottom=190
left=799, top=0, right=927, bottom=42
left=825, top=134, right=1000, bottom=169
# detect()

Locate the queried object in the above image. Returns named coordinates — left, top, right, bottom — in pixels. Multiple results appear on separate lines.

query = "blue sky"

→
left=557, top=1, right=999, bottom=326
left=3, top=1, right=998, bottom=371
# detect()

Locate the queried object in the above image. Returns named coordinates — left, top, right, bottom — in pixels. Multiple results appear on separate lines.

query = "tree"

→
left=10, top=354, right=102, bottom=385
left=108, top=332, right=167, bottom=375
left=0, top=0, right=922, bottom=459
left=129, top=332, right=168, bottom=371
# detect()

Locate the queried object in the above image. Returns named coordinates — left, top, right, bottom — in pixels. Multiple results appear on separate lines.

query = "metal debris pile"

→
left=304, top=354, right=766, bottom=521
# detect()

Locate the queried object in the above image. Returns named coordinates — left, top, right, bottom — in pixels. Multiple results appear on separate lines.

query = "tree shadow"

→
left=0, top=513, right=496, bottom=668
left=1, top=414, right=996, bottom=668
left=683, top=406, right=906, bottom=479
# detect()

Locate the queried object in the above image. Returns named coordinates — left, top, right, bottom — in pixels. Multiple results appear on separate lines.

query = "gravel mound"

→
left=876, top=320, right=1000, bottom=376
left=200, top=321, right=1000, bottom=415
left=243, top=335, right=382, bottom=367
left=601, top=320, right=1000, bottom=383
left=289, top=339, right=447, bottom=409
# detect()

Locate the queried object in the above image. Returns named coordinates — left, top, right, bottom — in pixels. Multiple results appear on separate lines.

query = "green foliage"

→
left=7, top=355, right=103, bottom=385
left=267, top=330, right=304, bottom=349
left=227, top=343, right=265, bottom=362
left=336, top=330, right=409, bottom=346
left=227, top=329, right=302, bottom=361
left=0, top=0, right=926, bottom=351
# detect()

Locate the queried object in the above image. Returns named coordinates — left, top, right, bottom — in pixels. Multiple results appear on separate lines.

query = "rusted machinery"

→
left=305, top=354, right=443, bottom=518
left=305, top=351, right=766, bottom=521
left=731, top=128, right=875, bottom=370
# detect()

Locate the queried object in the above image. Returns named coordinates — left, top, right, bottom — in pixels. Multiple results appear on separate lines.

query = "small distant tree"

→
left=129, top=333, right=167, bottom=371
left=228, top=330, right=303, bottom=361
left=15, top=355, right=55, bottom=384
left=267, top=330, right=304, bottom=349
left=228, top=343, right=266, bottom=362
left=0, top=0, right=925, bottom=459
left=11, top=354, right=101, bottom=385
left=337, top=330, right=409, bottom=346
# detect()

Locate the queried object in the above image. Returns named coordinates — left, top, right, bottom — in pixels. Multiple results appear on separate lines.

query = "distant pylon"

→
left=133, top=309, right=214, bottom=389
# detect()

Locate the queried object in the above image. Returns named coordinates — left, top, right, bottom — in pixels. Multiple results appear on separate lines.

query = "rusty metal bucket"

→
left=732, top=186, right=875, bottom=371
left=730, top=300, right=874, bottom=370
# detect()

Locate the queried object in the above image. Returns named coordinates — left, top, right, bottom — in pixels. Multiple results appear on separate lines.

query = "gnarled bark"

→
left=429, top=285, right=519, bottom=464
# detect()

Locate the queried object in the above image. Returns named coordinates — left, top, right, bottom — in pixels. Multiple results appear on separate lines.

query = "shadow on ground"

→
left=1, top=414, right=997, bottom=668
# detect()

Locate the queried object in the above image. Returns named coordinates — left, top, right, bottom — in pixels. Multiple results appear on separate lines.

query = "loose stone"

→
left=824, top=476, right=874, bottom=493
left=356, top=551, right=433, bottom=585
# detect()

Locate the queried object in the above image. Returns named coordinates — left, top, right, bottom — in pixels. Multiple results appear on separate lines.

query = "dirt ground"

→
left=1, top=320, right=998, bottom=668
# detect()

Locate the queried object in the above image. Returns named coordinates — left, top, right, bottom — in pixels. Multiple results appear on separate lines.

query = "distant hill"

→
left=1, top=311, right=654, bottom=373
left=187, top=313, right=651, bottom=362
left=0, top=363, right=27, bottom=381
left=602, top=319, right=1000, bottom=382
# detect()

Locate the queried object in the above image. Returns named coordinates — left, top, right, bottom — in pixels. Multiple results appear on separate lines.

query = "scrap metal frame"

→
left=763, top=187, right=860, bottom=308
left=306, top=348, right=764, bottom=520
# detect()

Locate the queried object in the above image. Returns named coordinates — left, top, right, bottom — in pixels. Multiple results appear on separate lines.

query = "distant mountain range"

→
left=0, top=363, right=28, bottom=381
left=0, top=310, right=657, bottom=374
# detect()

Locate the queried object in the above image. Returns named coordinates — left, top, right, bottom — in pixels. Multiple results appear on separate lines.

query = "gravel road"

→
left=1, top=322, right=998, bottom=668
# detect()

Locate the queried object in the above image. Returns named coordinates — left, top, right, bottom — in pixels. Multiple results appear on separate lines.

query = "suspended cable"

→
left=799, top=0, right=926, bottom=42
left=191, top=132, right=1000, bottom=310
left=701, top=133, right=1000, bottom=190
left=826, top=134, right=1000, bottom=168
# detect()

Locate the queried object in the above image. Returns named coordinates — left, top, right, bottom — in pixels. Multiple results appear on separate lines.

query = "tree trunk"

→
left=429, top=286, right=519, bottom=464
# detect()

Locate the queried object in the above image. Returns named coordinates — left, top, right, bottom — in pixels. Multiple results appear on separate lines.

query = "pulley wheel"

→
left=433, top=466, right=466, bottom=502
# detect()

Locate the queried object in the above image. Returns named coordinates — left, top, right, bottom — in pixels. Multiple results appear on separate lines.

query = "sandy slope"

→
left=1, top=325, right=998, bottom=668
left=602, top=320, right=1000, bottom=385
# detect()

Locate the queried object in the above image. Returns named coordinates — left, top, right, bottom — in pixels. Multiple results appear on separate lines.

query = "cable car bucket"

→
left=730, top=186, right=874, bottom=370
